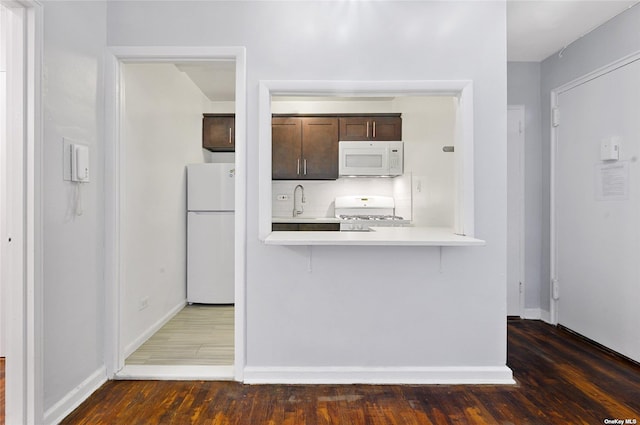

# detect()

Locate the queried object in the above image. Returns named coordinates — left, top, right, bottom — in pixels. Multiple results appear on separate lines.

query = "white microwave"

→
left=338, top=141, right=404, bottom=177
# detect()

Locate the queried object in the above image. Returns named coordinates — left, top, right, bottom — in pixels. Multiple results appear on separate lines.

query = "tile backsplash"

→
left=272, top=178, right=401, bottom=219
left=393, top=173, right=413, bottom=221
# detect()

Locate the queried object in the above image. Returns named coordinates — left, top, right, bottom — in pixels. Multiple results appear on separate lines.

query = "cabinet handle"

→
left=297, top=158, right=300, bottom=175
left=304, top=159, right=307, bottom=175
left=373, top=121, right=376, bottom=138
left=229, top=128, right=232, bottom=144
left=366, top=121, right=369, bottom=138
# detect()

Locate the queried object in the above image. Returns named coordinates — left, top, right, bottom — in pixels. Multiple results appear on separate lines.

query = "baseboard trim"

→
left=557, top=325, right=640, bottom=366
left=521, top=308, right=552, bottom=323
left=116, top=364, right=235, bottom=381
left=44, top=366, right=107, bottom=425
left=243, top=366, right=515, bottom=385
left=540, top=309, right=552, bottom=323
left=123, top=299, right=186, bottom=359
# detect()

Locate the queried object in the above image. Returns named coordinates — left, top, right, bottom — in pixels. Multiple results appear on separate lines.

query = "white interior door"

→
left=554, top=58, right=640, bottom=362
left=507, top=106, right=524, bottom=317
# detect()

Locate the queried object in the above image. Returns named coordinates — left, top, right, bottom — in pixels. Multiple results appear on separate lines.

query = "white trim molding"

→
left=1, top=1, right=44, bottom=424
left=258, top=79, right=475, bottom=241
left=522, top=308, right=552, bottom=324
left=43, top=367, right=106, bottom=425
left=104, top=46, right=247, bottom=382
left=244, top=366, right=515, bottom=385
left=507, top=105, right=526, bottom=318
left=116, top=365, right=234, bottom=381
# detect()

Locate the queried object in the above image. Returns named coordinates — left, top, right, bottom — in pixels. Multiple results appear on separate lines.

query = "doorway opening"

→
left=104, top=48, right=246, bottom=381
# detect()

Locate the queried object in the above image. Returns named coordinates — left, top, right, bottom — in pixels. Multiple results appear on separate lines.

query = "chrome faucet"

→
left=293, top=184, right=305, bottom=217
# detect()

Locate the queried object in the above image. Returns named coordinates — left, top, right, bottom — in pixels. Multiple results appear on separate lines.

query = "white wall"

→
left=540, top=3, right=640, bottom=315
left=107, top=0, right=508, bottom=378
left=271, top=97, right=456, bottom=226
left=121, top=63, right=208, bottom=356
left=41, top=0, right=107, bottom=414
left=507, top=62, right=543, bottom=313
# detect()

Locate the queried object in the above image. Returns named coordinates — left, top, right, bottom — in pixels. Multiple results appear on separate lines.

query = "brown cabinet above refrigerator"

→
left=203, top=113, right=234, bottom=152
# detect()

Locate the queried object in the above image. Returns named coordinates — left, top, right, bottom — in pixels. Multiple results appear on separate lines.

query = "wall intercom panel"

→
left=63, top=138, right=90, bottom=183
left=71, top=144, right=90, bottom=182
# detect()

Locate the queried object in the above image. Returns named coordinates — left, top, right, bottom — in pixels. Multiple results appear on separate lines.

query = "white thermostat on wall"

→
left=600, top=137, right=620, bottom=161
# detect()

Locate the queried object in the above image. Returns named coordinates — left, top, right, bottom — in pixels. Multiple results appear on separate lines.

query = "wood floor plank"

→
left=1, top=357, right=4, bottom=425
left=49, top=320, right=640, bottom=424
left=126, top=305, right=234, bottom=366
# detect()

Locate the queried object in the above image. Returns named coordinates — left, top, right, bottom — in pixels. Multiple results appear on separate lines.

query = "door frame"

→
left=104, top=46, right=247, bottom=380
left=1, top=1, right=43, bottom=423
left=507, top=105, right=525, bottom=317
left=550, top=50, right=640, bottom=325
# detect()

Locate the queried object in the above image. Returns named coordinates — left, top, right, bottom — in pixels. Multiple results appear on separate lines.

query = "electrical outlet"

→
left=277, top=194, right=289, bottom=201
left=139, top=296, right=149, bottom=311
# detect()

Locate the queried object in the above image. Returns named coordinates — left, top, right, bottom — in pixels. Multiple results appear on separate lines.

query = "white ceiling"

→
left=175, top=61, right=236, bottom=102
left=180, top=2, right=639, bottom=100
left=508, top=0, right=639, bottom=62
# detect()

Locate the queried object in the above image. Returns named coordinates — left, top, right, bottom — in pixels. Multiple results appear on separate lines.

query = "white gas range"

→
left=334, top=195, right=411, bottom=232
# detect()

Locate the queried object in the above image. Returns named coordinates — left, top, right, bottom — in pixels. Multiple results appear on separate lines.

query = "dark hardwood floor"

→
left=1, top=358, right=4, bottom=425
left=59, top=320, right=640, bottom=424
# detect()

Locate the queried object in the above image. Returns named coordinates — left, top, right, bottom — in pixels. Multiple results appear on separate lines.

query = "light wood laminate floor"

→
left=126, top=305, right=234, bottom=366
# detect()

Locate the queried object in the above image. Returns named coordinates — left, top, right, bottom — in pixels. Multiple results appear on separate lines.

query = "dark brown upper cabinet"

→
left=203, top=114, right=235, bottom=152
left=272, top=116, right=339, bottom=180
left=338, top=115, right=402, bottom=141
left=272, top=117, right=302, bottom=179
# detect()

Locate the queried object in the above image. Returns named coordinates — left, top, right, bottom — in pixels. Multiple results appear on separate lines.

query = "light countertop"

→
left=264, top=226, right=485, bottom=246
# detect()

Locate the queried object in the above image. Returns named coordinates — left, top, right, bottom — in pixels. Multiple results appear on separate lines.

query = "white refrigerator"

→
left=187, top=163, right=235, bottom=304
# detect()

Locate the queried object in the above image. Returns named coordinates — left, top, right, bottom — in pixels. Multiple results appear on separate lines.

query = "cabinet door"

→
left=339, top=116, right=402, bottom=141
left=299, top=223, right=340, bottom=231
left=371, top=116, right=402, bottom=140
left=301, top=117, right=339, bottom=179
left=272, top=223, right=299, bottom=231
left=339, top=117, right=370, bottom=141
left=203, top=115, right=235, bottom=151
left=272, top=223, right=340, bottom=231
left=272, top=117, right=302, bottom=179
